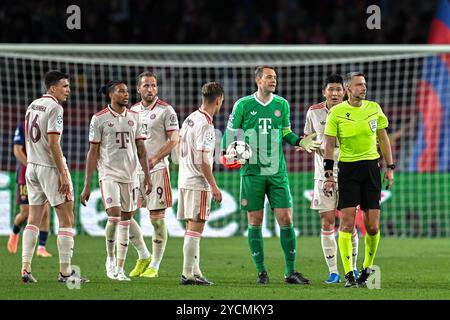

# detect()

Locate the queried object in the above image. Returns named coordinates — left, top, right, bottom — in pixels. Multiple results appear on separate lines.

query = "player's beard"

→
left=118, top=100, right=128, bottom=107
left=144, top=96, right=156, bottom=105
left=349, top=89, right=365, bottom=101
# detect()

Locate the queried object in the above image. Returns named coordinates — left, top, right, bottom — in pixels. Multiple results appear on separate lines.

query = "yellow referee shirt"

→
left=324, top=100, right=388, bottom=162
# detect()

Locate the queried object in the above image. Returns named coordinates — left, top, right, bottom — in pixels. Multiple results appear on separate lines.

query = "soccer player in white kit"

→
left=303, top=74, right=359, bottom=284
left=81, top=80, right=152, bottom=281
left=178, top=82, right=224, bottom=285
left=129, top=71, right=179, bottom=278
left=21, top=70, right=88, bottom=284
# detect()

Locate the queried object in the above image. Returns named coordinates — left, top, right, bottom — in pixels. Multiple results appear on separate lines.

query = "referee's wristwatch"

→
left=386, top=163, right=396, bottom=170
left=324, top=171, right=333, bottom=179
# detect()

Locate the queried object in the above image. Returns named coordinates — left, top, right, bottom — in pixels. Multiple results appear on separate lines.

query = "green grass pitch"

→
left=1, top=235, right=450, bottom=300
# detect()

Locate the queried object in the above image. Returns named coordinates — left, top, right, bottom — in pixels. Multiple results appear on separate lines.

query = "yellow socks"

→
left=363, top=231, right=380, bottom=269
left=338, top=231, right=353, bottom=274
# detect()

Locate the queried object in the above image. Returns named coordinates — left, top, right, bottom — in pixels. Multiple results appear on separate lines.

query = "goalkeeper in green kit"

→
left=221, top=66, right=320, bottom=284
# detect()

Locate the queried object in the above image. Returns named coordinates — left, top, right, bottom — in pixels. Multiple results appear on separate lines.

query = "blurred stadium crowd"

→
left=0, top=0, right=437, bottom=44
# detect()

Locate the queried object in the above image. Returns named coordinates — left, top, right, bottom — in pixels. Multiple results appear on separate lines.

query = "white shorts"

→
left=99, top=180, right=139, bottom=212
left=311, top=180, right=338, bottom=213
left=137, top=168, right=173, bottom=211
left=26, top=163, right=74, bottom=207
left=177, top=188, right=211, bottom=222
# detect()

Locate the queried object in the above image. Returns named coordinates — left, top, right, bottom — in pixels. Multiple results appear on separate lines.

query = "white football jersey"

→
left=25, top=94, right=67, bottom=168
left=304, top=102, right=339, bottom=180
left=130, top=97, right=179, bottom=173
left=178, top=109, right=215, bottom=191
left=89, top=105, right=145, bottom=183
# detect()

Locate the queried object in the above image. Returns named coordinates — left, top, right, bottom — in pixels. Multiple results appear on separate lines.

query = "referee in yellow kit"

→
left=323, top=72, right=394, bottom=288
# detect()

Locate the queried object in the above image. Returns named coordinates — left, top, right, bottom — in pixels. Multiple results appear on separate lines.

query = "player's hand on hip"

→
left=299, top=133, right=322, bottom=153
left=322, top=177, right=336, bottom=197
left=383, top=169, right=394, bottom=190
left=80, top=186, right=90, bottom=206
left=144, top=174, right=152, bottom=195
left=211, top=185, right=222, bottom=203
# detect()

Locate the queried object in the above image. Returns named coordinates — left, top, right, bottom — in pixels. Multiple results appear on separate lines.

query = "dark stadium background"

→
left=0, top=0, right=437, bottom=44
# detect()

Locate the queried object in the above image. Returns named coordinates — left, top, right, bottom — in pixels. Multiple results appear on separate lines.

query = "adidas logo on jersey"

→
left=250, top=111, right=257, bottom=116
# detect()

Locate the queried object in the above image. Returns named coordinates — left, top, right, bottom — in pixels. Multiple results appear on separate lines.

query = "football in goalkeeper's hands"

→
left=225, top=141, right=252, bottom=164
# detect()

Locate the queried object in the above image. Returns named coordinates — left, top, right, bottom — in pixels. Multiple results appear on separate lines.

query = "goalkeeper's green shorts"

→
left=240, top=173, right=292, bottom=211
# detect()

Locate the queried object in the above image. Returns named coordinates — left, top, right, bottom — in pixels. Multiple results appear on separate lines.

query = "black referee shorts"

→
left=337, top=159, right=381, bottom=210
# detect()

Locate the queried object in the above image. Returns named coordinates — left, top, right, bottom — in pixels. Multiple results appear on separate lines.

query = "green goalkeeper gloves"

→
left=299, top=133, right=321, bottom=153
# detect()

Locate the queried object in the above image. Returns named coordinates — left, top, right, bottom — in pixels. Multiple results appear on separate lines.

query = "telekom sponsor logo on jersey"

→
left=115, top=132, right=130, bottom=149
left=258, top=118, right=272, bottom=134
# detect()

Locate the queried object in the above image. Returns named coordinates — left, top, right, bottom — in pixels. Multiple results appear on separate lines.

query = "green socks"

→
left=363, top=231, right=380, bottom=269
left=280, top=224, right=297, bottom=276
left=338, top=231, right=353, bottom=274
left=248, top=224, right=298, bottom=276
left=248, top=225, right=265, bottom=272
